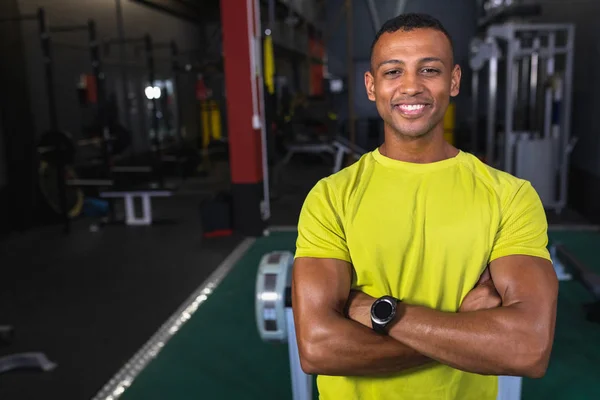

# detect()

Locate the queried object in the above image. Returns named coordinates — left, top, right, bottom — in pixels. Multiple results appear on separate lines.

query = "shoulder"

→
left=457, top=151, right=533, bottom=202
left=307, top=151, right=374, bottom=200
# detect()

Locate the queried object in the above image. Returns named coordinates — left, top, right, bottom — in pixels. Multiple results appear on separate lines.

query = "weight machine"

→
left=0, top=8, right=120, bottom=233
left=255, top=252, right=524, bottom=400
left=170, top=45, right=225, bottom=163
left=102, top=34, right=168, bottom=187
left=255, top=252, right=312, bottom=400
left=470, top=3, right=576, bottom=214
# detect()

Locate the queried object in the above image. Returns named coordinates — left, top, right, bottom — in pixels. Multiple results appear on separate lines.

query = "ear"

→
left=450, top=64, right=461, bottom=97
left=365, top=71, right=376, bottom=101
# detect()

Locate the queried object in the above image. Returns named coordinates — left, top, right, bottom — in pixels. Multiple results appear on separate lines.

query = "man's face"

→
left=365, top=28, right=461, bottom=140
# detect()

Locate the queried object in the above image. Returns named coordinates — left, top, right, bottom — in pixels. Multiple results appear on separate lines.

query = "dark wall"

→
left=325, top=0, right=477, bottom=147
left=0, top=109, right=7, bottom=235
left=17, top=0, right=208, bottom=159
left=0, top=0, right=39, bottom=233
left=0, top=110, right=6, bottom=190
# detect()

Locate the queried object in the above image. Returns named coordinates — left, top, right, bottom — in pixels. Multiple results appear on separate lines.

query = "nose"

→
left=399, top=71, right=424, bottom=96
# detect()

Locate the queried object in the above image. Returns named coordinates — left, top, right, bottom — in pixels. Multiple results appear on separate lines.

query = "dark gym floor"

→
left=0, top=154, right=595, bottom=400
left=0, top=156, right=332, bottom=400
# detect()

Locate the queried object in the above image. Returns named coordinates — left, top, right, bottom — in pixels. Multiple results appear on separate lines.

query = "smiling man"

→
left=291, top=13, right=558, bottom=400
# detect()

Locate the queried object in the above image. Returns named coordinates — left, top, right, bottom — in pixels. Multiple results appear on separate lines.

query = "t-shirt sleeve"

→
left=295, top=179, right=351, bottom=263
left=489, top=180, right=552, bottom=263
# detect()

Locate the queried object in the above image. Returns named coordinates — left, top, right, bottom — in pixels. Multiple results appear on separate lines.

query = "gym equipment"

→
left=172, top=55, right=226, bottom=175
left=477, top=1, right=542, bottom=30
left=38, top=161, right=84, bottom=219
left=0, top=325, right=57, bottom=375
left=550, top=244, right=600, bottom=323
left=331, top=136, right=366, bottom=173
left=278, top=134, right=366, bottom=176
left=255, top=251, right=311, bottom=400
left=100, top=188, right=173, bottom=226
left=36, top=130, right=119, bottom=167
left=103, top=34, right=190, bottom=188
left=0, top=8, right=116, bottom=233
left=255, top=251, right=523, bottom=400
left=0, top=353, right=57, bottom=375
left=470, top=16, right=576, bottom=214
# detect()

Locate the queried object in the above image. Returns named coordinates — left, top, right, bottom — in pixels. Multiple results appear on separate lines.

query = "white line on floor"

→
left=91, top=237, right=256, bottom=400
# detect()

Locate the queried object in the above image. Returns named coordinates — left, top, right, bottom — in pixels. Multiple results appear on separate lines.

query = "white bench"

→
left=100, top=189, right=172, bottom=226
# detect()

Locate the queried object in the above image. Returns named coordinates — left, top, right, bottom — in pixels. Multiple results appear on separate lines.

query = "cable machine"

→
left=470, top=2, right=576, bottom=213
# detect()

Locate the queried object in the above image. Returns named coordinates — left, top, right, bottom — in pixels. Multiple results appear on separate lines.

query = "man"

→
left=291, top=13, right=558, bottom=400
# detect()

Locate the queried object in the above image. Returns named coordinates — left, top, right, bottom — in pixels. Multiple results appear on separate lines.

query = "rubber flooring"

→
left=103, top=230, right=600, bottom=400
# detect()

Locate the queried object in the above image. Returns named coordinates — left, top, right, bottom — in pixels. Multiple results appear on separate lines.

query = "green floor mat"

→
left=120, top=232, right=299, bottom=400
left=549, top=230, right=600, bottom=274
left=520, top=231, right=600, bottom=400
left=115, top=230, right=600, bottom=400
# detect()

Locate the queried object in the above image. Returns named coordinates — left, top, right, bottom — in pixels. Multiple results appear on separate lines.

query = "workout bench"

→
left=331, top=136, right=367, bottom=173
left=278, top=135, right=367, bottom=175
left=100, top=189, right=173, bottom=226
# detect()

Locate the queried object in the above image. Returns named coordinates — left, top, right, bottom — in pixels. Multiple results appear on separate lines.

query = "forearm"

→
left=299, top=312, right=432, bottom=376
left=388, top=304, right=550, bottom=377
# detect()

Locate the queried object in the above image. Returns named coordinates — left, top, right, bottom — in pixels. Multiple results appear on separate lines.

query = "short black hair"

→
left=370, top=13, right=454, bottom=62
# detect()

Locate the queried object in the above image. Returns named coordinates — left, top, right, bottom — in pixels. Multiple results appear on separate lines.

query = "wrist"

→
left=370, top=295, right=402, bottom=334
left=346, top=291, right=375, bottom=327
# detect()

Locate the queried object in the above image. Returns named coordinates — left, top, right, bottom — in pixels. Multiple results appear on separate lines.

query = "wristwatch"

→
left=370, top=295, right=400, bottom=334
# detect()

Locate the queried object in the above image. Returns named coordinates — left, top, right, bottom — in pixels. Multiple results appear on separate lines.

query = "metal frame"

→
left=100, top=190, right=172, bottom=226
left=470, top=22, right=576, bottom=213
left=276, top=135, right=366, bottom=177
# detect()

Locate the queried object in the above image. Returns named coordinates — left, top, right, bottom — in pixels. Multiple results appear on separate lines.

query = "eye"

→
left=421, top=68, right=441, bottom=75
left=384, top=69, right=401, bottom=77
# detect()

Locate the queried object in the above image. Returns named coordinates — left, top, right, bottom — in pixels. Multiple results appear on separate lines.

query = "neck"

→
left=379, top=126, right=458, bottom=164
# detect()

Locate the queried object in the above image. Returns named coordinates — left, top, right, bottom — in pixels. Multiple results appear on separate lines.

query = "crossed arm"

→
left=292, top=255, right=558, bottom=378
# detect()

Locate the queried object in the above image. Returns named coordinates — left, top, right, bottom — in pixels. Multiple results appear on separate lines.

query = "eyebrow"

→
left=376, top=57, right=446, bottom=70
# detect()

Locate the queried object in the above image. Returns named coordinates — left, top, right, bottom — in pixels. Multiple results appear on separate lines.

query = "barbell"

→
left=36, top=126, right=130, bottom=165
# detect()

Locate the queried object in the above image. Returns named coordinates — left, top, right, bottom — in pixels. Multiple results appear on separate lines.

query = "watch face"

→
left=374, top=300, right=393, bottom=320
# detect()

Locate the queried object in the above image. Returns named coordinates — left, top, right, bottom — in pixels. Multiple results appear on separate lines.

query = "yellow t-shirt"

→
left=295, top=148, right=551, bottom=400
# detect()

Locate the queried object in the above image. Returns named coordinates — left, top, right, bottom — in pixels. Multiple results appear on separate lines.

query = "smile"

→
left=394, top=104, right=430, bottom=117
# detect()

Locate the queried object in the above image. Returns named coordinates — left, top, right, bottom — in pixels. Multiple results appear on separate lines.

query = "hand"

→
left=459, top=267, right=502, bottom=312
left=345, top=290, right=376, bottom=328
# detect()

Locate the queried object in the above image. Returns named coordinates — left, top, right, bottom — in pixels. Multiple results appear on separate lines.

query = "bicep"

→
left=292, top=257, right=353, bottom=322
left=489, top=255, right=558, bottom=311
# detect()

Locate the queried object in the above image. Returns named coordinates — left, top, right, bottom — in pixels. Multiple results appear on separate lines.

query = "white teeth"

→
left=400, top=104, right=425, bottom=111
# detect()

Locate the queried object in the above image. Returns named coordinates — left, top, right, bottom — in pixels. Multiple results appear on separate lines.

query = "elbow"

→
left=297, top=340, right=321, bottom=375
left=296, top=327, right=331, bottom=375
left=513, top=337, right=553, bottom=379
left=521, top=349, right=551, bottom=379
